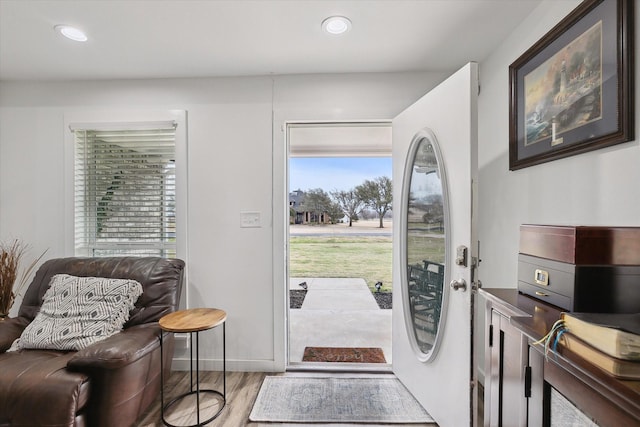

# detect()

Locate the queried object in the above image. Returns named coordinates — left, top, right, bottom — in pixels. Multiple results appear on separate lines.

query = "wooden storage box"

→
left=518, top=254, right=640, bottom=313
left=520, top=225, right=640, bottom=265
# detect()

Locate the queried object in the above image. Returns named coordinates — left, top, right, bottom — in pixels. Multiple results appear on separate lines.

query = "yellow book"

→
left=559, top=332, right=640, bottom=380
left=560, top=312, right=640, bottom=361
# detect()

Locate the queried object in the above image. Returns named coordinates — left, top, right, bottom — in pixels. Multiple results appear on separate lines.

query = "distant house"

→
left=289, top=189, right=331, bottom=225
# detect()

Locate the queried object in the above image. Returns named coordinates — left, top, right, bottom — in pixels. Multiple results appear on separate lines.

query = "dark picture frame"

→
left=509, top=0, right=634, bottom=170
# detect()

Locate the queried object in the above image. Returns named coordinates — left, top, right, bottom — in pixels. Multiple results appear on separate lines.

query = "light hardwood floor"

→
left=134, top=371, right=440, bottom=427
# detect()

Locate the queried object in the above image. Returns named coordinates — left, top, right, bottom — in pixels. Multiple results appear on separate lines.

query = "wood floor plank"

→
left=134, top=371, right=440, bottom=426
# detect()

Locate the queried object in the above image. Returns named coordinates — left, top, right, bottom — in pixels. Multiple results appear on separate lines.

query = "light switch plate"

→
left=240, top=211, right=261, bottom=228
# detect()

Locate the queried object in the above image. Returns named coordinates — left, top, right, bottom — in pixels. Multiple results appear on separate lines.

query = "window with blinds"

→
left=73, top=123, right=177, bottom=258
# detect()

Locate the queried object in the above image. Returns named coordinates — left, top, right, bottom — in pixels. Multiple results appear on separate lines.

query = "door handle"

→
left=450, top=278, right=467, bottom=292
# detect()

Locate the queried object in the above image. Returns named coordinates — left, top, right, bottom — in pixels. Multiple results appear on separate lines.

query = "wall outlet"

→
left=240, top=211, right=261, bottom=228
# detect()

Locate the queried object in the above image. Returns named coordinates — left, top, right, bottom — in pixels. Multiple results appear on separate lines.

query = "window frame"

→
left=64, top=110, right=187, bottom=261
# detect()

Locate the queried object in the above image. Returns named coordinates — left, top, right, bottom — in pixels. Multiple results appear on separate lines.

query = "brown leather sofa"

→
left=0, top=257, right=185, bottom=427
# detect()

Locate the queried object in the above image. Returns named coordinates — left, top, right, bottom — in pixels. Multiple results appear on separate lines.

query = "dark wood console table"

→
left=480, top=288, right=640, bottom=427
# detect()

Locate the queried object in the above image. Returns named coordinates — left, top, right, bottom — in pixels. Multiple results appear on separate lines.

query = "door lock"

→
left=456, top=245, right=468, bottom=267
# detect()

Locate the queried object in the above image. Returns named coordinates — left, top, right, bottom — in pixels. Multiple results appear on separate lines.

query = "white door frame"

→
left=279, top=120, right=392, bottom=369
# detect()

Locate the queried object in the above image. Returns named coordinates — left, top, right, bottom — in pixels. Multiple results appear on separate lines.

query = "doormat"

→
left=249, top=376, right=434, bottom=423
left=302, top=347, right=387, bottom=363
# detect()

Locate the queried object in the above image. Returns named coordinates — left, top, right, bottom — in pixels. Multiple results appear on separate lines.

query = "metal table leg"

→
left=160, top=326, right=226, bottom=427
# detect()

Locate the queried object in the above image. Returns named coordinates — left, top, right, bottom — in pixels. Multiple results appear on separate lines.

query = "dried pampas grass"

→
left=0, top=240, right=47, bottom=317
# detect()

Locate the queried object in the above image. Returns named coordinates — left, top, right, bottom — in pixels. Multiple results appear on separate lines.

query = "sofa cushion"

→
left=10, top=274, right=143, bottom=351
left=0, top=350, right=90, bottom=426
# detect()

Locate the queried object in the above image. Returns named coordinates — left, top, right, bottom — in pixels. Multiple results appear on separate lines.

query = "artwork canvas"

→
left=524, top=21, right=602, bottom=147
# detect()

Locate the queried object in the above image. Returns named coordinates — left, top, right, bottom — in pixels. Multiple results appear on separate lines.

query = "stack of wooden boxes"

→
left=518, top=225, right=640, bottom=313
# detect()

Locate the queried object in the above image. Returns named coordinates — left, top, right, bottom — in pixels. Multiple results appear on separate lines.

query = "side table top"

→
left=159, top=308, right=227, bottom=333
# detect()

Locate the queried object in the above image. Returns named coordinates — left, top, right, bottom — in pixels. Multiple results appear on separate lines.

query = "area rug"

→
left=302, top=346, right=387, bottom=363
left=249, top=376, right=434, bottom=423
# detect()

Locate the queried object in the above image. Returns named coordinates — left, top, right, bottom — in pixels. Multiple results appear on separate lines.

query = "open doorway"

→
left=286, top=122, right=393, bottom=369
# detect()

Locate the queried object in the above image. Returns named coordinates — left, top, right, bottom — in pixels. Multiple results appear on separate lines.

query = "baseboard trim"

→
left=171, top=357, right=283, bottom=372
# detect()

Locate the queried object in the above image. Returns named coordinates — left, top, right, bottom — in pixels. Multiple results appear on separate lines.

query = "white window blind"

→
left=73, top=123, right=177, bottom=257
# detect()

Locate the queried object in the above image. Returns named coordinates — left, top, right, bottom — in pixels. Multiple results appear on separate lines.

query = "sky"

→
left=289, top=157, right=392, bottom=193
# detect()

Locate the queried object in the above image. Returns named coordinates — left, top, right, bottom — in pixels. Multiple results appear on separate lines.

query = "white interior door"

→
left=392, top=62, right=478, bottom=426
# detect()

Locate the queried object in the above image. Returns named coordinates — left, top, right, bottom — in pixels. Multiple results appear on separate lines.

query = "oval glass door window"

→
left=400, top=129, right=450, bottom=361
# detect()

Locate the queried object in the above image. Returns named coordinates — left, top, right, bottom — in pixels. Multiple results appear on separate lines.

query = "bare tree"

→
left=330, top=188, right=364, bottom=227
left=326, top=201, right=345, bottom=224
left=356, top=176, right=393, bottom=228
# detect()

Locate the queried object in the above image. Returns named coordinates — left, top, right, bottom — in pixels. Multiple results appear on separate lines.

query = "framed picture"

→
left=509, top=0, right=634, bottom=170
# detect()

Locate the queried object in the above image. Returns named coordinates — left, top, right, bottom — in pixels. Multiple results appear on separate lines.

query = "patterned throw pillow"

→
left=9, top=274, right=143, bottom=351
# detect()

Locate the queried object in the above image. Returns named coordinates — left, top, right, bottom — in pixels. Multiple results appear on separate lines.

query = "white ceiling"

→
left=0, top=0, right=543, bottom=82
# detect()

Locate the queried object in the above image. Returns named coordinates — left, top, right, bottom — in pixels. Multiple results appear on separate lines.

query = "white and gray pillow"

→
left=9, top=274, right=143, bottom=351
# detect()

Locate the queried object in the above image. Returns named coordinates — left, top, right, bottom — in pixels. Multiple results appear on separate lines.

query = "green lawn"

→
left=289, top=234, right=447, bottom=292
left=289, top=236, right=393, bottom=291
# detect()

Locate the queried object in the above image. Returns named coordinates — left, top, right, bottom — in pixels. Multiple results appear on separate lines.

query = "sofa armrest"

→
left=0, top=317, right=28, bottom=352
left=68, top=323, right=167, bottom=370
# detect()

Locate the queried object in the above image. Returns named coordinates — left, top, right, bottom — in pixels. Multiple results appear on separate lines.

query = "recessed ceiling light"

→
left=321, top=16, right=352, bottom=35
left=54, top=25, right=88, bottom=42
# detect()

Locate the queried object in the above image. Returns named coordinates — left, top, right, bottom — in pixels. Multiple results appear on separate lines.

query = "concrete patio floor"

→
left=288, top=277, right=392, bottom=366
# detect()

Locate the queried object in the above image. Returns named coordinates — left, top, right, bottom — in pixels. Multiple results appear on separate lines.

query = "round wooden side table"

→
left=159, top=308, right=227, bottom=427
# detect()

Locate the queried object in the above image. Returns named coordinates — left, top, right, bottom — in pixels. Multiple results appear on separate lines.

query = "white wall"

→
left=476, top=0, right=640, bottom=381
left=479, top=0, right=640, bottom=288
left=0, top=71, right=447, bottom=371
